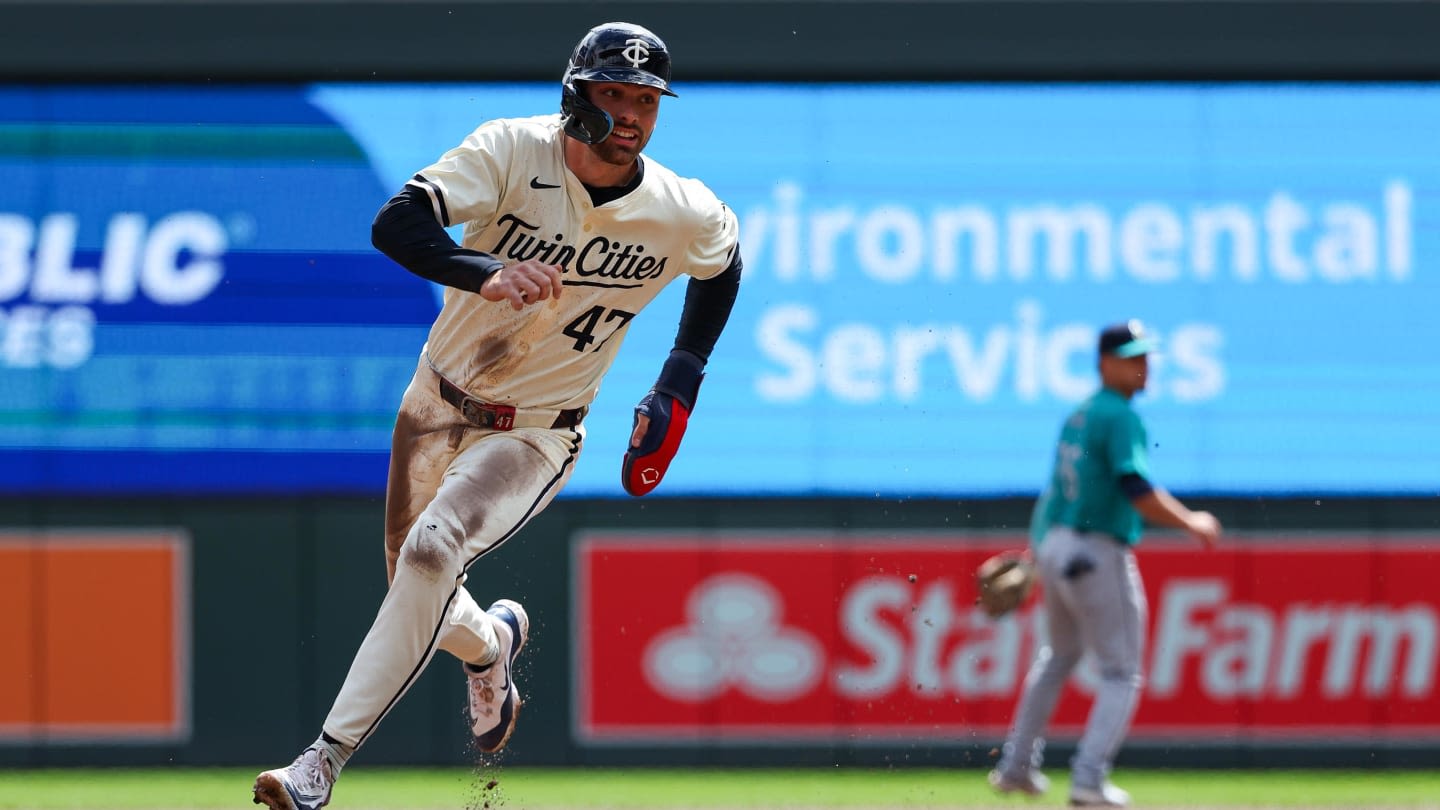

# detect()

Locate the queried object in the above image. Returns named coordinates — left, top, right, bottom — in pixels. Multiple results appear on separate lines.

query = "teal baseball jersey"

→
left=1031, top=387, right=1151, bottom=546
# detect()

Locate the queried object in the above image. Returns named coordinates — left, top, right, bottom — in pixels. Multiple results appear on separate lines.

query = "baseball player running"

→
left=987, top=321, right=1220, bottom=808
left=253, top=22, right=741, bottom=810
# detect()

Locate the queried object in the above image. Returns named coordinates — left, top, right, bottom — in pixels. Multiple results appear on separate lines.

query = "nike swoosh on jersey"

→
left=530, top=177, right=561, bottom=189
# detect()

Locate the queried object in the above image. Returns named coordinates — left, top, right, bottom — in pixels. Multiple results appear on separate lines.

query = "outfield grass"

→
left=0, top=767, right=1437, bottom=809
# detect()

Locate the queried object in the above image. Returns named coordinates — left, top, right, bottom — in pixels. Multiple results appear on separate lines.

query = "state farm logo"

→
left=580, top=538, right=1440, bottom=742
left=643, top=573, right=823, bottom=702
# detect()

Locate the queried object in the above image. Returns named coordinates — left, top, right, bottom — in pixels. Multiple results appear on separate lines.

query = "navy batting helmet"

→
left=561, top=22, right=677, bottom=145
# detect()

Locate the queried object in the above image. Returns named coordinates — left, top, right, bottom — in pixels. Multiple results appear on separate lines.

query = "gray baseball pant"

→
left=998, top=526, right=1148, bottom=790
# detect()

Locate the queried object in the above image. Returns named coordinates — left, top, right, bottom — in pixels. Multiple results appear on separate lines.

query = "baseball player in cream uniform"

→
left=254, top=22, right=741, bottom=810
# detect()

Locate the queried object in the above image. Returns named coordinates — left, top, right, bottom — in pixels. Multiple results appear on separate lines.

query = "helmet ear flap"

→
left=559, top=21, right=674, bottom=143
left=561, top=78, right=614, bottom=145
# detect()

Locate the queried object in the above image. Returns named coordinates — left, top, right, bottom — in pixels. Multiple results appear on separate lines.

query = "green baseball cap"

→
left=1098, top=320, right=1155, bottom=358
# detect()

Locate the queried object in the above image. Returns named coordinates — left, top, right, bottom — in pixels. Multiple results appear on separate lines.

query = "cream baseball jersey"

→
left=407, top=113, right=739, bottom=411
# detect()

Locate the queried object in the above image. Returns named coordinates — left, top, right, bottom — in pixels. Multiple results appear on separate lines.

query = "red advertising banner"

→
left=574, top=533, right=1440, bottom=744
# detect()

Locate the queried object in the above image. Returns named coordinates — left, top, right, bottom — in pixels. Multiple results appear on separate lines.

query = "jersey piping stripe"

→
left=1095, top=546, right=1142, bottom=760
left=465, top=433, right=580, bottom=570
left=720, top=239, right=739, bottom=271
left=409, top=173, right=451, bottom=228
left=350, top=584, right=461, bottom=750
left=349, top=432, right=581, bottom=750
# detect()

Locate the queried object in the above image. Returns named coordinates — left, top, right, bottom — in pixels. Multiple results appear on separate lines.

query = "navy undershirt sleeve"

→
left=670, top=250, right=742, bottom=364
left=371, top=184, right=503, bottom=294
left=1120, top=472, right=1154, bottom=500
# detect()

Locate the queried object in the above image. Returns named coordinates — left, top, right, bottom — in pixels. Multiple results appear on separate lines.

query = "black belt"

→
left=437, top=375, right=586, bottom=431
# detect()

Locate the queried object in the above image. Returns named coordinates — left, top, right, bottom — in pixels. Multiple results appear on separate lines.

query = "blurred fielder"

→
left=988, top=320, right=1220, bottom=808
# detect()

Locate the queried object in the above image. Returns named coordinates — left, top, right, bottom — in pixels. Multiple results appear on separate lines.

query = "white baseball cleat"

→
left=466, top=598, right=529, bottom=753
left=988, top=767, right=1051, bottom=796
left=1069, top=780, right=1131, bottom=807
left=252, top=744, right=335, bottom=810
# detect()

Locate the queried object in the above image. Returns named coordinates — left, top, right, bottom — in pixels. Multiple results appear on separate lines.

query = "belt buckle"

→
left=461, top=398, right=515, bottom=431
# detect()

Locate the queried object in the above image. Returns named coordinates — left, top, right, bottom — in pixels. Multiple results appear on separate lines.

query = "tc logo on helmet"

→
left=622, top=38, right=650, bottom=68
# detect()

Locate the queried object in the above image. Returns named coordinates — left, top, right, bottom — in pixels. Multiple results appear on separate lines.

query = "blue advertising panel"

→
left=1, top=84, right=1435, bottom=496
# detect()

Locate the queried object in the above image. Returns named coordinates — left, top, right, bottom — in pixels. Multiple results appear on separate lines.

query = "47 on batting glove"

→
left=622, top=349, right=704, bottom=497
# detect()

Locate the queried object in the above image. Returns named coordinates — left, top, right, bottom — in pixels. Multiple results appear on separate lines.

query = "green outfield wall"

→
left=1, top=0, right=1439, bottom=82
left=0, top=496, right=1436, bottom=769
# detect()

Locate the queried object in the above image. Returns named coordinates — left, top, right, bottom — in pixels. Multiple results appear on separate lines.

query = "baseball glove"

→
left=975, top=550, right=1037, bottom=619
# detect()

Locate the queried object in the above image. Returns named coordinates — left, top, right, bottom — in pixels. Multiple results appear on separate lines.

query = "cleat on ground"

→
left=988, top=767, right=1051, bottom=796
left=252, top=745, right=334, bottom=810
left=1070, top=780, right=1131, bottom=807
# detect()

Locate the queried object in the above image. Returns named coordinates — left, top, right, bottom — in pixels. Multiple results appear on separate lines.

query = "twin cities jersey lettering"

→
left=489, top=213, right=671, bottom=283
left=408, top=114, right=739, bottom=411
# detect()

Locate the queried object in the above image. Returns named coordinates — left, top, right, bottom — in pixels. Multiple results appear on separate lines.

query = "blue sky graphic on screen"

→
left=0, top=84, right=1433, bottom=495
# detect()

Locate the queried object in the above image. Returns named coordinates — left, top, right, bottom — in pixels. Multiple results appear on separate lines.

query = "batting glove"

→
left=622, top=349, right=704, bottom=497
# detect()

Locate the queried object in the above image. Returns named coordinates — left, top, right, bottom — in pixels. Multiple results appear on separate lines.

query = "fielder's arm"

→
left=1126, top=475, right=1221, bottom=548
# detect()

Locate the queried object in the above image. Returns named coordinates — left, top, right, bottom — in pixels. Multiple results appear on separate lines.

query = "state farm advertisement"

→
left=573, top=533, right=1440, bottom=744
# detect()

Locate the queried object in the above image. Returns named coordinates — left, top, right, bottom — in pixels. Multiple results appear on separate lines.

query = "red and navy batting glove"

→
left=622, top=350, right=705, bottom=496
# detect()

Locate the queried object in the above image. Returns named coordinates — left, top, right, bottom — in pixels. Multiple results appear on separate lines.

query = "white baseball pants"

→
left=321, top=359, right=583, bottom=749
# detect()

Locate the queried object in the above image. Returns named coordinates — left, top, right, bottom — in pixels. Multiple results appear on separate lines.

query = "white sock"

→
left=315, top=732, right=354, bottom=775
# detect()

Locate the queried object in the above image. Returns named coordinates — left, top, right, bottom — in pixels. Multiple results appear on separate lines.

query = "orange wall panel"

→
left=0, top=546, right=38, bottom=728
left=0, top=532, right=189, bottom=742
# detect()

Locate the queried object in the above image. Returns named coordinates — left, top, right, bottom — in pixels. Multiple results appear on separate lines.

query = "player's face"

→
left=1101, top=353, right=1149, bottom=396
left=587, top=81, right=660, bottom=164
